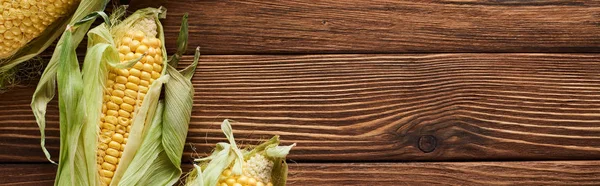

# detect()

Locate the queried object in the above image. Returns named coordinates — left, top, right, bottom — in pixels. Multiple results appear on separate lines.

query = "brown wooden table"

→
left=2, top=0, right=600, bottom=185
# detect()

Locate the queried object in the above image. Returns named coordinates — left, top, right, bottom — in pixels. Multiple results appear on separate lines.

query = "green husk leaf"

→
left=187, top=120, right=295, bottom=186
left=168, top=13, right=189, bottom=67
left=54, top=28, right=89, bottom=186
left=31, top=0, right=109, bottom=167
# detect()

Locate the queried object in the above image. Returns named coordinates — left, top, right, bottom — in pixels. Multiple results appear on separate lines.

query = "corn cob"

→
left=187, top=120, right=295, bottom=186
left=32, top=6, right=198, bottom=186
left=0, top=0, right=80, bottom=58
left=96, top=23, right=164, bottom=184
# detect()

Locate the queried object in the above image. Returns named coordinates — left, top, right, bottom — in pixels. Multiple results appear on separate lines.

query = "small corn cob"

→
left=187, top=120, right=295, bottom=186
left=0, top=0, right=80, bottom=58
left=96, top=19, right=164, bottom=185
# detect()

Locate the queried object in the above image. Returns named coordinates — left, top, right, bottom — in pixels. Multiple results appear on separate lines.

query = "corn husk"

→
left=0, top=0, right=109, bottom=91
left=31, top=6, right=198, bottom=186
left=186, top=120, right=296, bottom=186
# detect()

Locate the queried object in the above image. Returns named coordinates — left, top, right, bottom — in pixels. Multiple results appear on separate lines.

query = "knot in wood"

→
left=418, top=135, right=437, bottom=153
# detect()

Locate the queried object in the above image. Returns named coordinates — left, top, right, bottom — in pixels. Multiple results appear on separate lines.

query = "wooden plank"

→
left=2, top=161, right=600, bottom=185
left=157, top=0, right=600, bottom=54
left=2, top=54, right=600, bottom=163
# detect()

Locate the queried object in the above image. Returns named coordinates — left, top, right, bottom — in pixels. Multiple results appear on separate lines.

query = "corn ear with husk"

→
left=0, top=0, right=108, bottom=91
left=186, top=120, right=296, bottom=186
left=31, top=6, right=199, bottom=186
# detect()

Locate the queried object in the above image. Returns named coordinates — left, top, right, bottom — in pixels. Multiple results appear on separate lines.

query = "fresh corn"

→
left=0, top=0, right=80, bottom=58
left=187, top=120, right=296, bottom=186
left=32, top=6, right=198, bottom=186
left=97, top=25, right=164, bottom=185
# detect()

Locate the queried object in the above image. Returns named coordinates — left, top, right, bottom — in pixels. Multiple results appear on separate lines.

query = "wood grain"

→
left=2, top=54, right=600, bottom=163
left=157, top=0, right=600, bottom=54
left=3, top=161, right=600, bottom=185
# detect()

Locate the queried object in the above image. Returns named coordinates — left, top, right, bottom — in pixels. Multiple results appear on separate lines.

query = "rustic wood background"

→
left=2, top=0, right=600, bottom=185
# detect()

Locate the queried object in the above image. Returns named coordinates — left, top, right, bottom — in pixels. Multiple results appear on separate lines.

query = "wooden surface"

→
left=160, top=0, right=600, bottom=54
left=2, top=54, right=600, bottom=163
left=2, top=0, right=600, bottom=185
left=3, top=161, right=600, bottom=185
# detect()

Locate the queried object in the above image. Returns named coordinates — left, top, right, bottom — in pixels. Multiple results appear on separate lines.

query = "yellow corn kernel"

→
left=125, top=82, right=139, bottom=91
left=142, top=63, right=153, bottom=72
left=150, top=38, right=161, bottom=48
left=101, top=162, right=116, bottom=171
left=104, top=155, right=118, bottom=164
left=124, top=89, right=137, bottom=98
left=123, top=96, right=136, bottom=105
left=118, top=110, right=130, bottom=118
left=113, top=83, right=126, bottom=91
left=102, top=123, right=116, bottom=131
left=106, top=109, right=118, bottom=117
left=226, top=179, right=236, bottom=185
left=121, top=37, right=132, bottom=46
left=115, top=76, right=128, bottom=84
left=118, top=117, right=130, bottom=126
left=104, top=116, right=117, bottom=124
left=139, top=80, right=149, bottom=87
left=130, top=68, right=141, bottom=77
left=112, top=133, right=124, bottom=143
left=124, top=52, right=135, bottom=61
left=127, top=76, right=140, bottom=84
left=117, top=69, right=129, bottom=77
left=106, top=148, right=119, bottom=157
left=153, top=63, right=162, bottom=72
left=116, top=125, right=126, bottom=134
left=133, top=61, right=144, bottom=70
left=119, top=117, right=131, bottom=126
left=130, top=40, right=140, bottom=52
left=108, top=141, right=120, bottom=149
left=110, top=96, right=123, bottom=105
left=118, top=45, right=130, bottom=54
left=147, top=48, right=156, bottom=57
left=133, top=30, right=145, bottom=41
left=151, top=71, right=160, bottom=79
left=100, top=170, right=114, bottom=178
left=154, top=54, right=163, bottom=65
left=112, top=90, right=125, bottom=98
left=140, top=71, right=151, bottom=81
left=136, top=45, right=148, bottom=54
left=145, top=56, right=156, bottom=65
left=121, top=103, right=134, bottom=112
